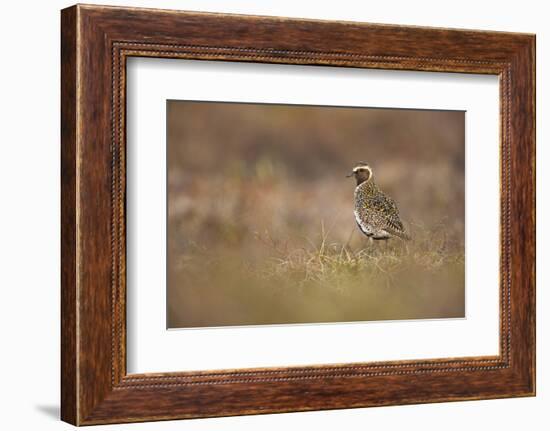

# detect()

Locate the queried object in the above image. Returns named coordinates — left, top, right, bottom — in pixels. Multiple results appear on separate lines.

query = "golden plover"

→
left=348, top=163, right=410, bottom=241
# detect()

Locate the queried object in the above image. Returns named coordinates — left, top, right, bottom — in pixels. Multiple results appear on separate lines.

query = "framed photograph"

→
left=61, top=4, right=535, bottom=425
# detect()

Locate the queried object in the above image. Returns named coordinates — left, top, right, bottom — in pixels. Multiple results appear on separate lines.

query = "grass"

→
left=168, top=221, right=465, bottom=328
left=165, top=102, right=466, bottom=328
left=253, top=221, right=462, bottom=289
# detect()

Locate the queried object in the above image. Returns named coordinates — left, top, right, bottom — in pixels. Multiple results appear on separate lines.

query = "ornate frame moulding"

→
left=61, top=4, right=535, bottom=425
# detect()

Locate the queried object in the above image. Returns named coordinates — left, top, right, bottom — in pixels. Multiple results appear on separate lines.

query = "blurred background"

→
left=167, top=101, right=465, bottom=328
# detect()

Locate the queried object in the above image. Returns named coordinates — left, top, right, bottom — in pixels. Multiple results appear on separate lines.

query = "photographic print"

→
left=60, top=7, right=535, bottom=422
left=167, top=101, right=465, bottom=328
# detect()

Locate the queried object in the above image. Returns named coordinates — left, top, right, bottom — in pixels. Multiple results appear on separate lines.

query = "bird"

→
left=347, top=162, right=410, bottom=241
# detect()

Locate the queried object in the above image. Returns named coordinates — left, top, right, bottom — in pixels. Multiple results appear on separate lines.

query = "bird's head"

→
left=347, top=162, right=373, bottom=185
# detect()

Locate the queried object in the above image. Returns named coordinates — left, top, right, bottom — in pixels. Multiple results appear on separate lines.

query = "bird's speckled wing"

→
left=364, top=193, right=405, bottom=233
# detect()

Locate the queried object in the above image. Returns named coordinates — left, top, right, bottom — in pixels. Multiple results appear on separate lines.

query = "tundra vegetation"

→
left=167, top=102, right=465, bottom=328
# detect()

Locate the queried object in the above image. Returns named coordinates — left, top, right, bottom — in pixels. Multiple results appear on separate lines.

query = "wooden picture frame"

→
left=61, top=4, right=535, bottom=425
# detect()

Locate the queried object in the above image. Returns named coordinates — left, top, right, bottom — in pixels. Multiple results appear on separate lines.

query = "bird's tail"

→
left=389, top=228, right=411, bottom=241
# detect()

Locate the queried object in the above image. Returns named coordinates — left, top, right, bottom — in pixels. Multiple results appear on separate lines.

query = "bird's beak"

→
left=346, top=172, right=354, bottom=178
